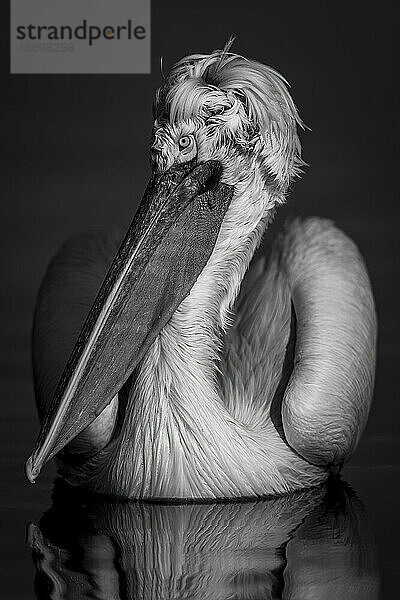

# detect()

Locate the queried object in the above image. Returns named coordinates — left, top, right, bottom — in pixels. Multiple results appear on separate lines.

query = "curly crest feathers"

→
left=154, top=48, right=305, bottom=188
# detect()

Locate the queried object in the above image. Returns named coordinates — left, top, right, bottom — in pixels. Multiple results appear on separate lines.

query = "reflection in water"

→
left=28, top=479, right=379, bottom=599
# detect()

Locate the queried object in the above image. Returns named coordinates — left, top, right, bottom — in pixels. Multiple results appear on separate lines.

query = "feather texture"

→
left=222, top=217, right=377, bottom=469
left=154, top=50, right=305, bottom=188
left=221, top=253, right=292, bottom=428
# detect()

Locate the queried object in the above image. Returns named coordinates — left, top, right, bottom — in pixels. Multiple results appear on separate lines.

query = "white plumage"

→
left=31, top=49, right=377, bottom=500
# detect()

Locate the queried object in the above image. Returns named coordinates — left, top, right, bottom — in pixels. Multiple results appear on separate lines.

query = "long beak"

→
left=26, top=160, right=233, bottom=483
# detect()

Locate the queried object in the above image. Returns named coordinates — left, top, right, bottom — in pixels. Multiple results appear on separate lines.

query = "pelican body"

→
left=26, top=50, right=377, bottom=500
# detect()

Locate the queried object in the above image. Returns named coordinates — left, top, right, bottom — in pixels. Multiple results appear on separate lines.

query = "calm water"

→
left=29, top=479, right=378, bottom=599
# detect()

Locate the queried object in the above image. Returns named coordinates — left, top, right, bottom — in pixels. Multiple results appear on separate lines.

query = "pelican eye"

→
left=178, top=135, right=194, bottom=151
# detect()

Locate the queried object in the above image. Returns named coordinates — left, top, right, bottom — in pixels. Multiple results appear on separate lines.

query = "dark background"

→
left=1, top=1, right=399, bottom=598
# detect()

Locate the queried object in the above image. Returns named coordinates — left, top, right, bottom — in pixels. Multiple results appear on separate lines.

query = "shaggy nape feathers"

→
left=153, top=49, right=305, bottom=189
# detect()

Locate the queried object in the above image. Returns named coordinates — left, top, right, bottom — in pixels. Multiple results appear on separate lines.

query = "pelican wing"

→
left=222, top=217, right=377, bottom=467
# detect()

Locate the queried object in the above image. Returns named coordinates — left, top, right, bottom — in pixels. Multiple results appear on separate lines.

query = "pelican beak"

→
left=25, top=160, right=233, bottom=483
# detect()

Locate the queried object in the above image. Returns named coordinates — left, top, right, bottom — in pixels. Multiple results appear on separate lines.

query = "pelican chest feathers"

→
left=26, top=49, right=377, bottom=500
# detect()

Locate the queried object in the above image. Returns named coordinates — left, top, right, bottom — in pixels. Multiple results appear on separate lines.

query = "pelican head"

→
left=152, top=50, right=304, bottom=184
left=152, top=51, right=305, bottom=250
left=26, top=49, right=305, bottom=485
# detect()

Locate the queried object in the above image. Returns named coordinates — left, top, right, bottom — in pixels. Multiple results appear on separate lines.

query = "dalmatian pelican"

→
left=25, top=48, right=377, bottom=500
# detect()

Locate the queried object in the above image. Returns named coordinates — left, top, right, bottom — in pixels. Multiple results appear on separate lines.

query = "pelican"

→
left=25, top=48, right=377, bottom=500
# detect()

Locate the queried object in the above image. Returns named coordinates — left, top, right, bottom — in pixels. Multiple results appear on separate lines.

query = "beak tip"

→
left=25, top=454, right=38, bottom=484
